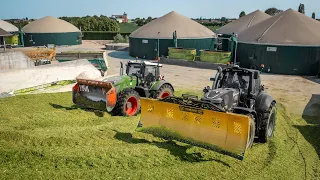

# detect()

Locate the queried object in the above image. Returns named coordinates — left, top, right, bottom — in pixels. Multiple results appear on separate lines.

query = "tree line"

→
left=4, top=15, right=121, bottom=32
left=239, top=3, right=317, bottom=19
left=134, top=17, right=155, bottom=26
left=59, top=15, right=120, bottom=32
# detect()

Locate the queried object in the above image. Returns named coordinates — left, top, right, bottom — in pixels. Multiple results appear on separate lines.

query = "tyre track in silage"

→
left=280, top=106, right=307, bottom=180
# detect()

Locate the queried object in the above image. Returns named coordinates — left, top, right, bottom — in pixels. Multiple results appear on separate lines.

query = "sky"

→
left=1, top=0, right=319, bottom=20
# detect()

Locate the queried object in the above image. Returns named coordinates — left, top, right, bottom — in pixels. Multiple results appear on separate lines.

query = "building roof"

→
left=130, top=11, right=216, bottom=39
left=216, top=10, right=271, bottom=35
left=112, top=15, right=125, bottom=18
left=238, top=9, right=320, bottom=46
left=0, top=28, right=12, bottom=37
left=22, top=16, right=80, bottom=33
left=0, top=20, right=19, bottom=32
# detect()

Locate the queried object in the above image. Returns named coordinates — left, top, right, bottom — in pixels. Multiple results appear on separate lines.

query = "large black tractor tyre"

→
left=154, top=84, right=174, bottom=99
left=258, top=102, right=277, bottom=143
left=247, top=114, right=256, bottom=149
left=112, top=89, right=140, bottom=117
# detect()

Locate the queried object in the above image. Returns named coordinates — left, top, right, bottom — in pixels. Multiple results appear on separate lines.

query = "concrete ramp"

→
left=0, top=59, right=101, bottom=93
left=0, top=51, right=35, bottom=71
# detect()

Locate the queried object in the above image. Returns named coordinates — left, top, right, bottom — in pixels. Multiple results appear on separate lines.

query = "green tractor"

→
left=72, top=60, right=174, bottom=116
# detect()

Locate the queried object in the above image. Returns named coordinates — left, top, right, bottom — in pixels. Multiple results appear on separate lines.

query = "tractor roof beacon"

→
left=72, top=60, right=174, bottom=117
left=138, top=64, right=276, bottom=160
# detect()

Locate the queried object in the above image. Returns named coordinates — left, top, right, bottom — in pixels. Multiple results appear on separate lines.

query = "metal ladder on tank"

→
left=215, top=35, right=223, bottom=51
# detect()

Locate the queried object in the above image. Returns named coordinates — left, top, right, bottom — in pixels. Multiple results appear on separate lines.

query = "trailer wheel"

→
left=154, top=84, right=174, bottom=99
left=258, top=102, right=276, bottom=143
left=112, top=89, right=140, bottom=117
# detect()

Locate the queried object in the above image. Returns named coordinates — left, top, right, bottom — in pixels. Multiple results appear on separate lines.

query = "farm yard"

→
left=1, top=2, right=320, bottom=179
left=0, top=41, right=320, bottom=179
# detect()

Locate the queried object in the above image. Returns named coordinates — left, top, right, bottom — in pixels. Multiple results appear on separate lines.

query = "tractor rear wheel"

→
left=154, top=84, right=174, bottom=99
left=112, top=89, right=140, bottom=117
left=258, top=102, right=276, bottom=143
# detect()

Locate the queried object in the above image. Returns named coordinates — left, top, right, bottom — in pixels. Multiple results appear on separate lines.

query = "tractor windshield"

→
left=144, top=65, right=157, bottom=77
left=127, top=64, right=141, bottom=76
left=221, top=71, right=250, bottom=91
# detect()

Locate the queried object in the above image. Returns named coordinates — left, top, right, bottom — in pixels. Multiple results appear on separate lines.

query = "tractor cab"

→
left=208, top=64, right=263, bottom=109
left=211, top=65, right=262, bottom=96
left=120, top=61, right=163, bottom=88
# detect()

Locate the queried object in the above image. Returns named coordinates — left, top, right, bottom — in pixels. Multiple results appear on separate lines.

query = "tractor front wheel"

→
left=247, top=114, right=256, bottom=149
left=112, top=89, right=140, bottom=117
left=258, top=102, right=276, bottom=143
left=154, top=84, right=174, bottom=99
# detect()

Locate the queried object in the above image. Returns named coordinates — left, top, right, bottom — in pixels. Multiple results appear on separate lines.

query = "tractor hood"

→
left=102, top=75, right=136, bottom=85
left=201, top=88, right=240, bottom=111
left=102, top=76, right=123, bottom=84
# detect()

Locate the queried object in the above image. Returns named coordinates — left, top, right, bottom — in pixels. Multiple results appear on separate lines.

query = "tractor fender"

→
left=134, top=86, right=150, bottom=97
left=150, top=80, right=175, bottom=92
left=233, top=107, right=258, bottom=121
left=255, top=92, right=276, bottom=112
left=255, top=92, right=276, bottom=129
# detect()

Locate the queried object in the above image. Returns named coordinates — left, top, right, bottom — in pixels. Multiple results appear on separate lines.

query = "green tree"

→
left=265, top=8, right=283, bottom=16
left=113, top=33, right=129, bottom=43
left=312, top=12, right=316, bottom=19
left=113, top=33, right=124, bottom=43
left=239, top=11, right=246, bottom=18
left=135, top=18, right=145, bottom=26
left=298, top=3, right=305, bottom=14
left=145, top=17, right=153, bottom=24
left=59, top=15, right=120, bottom=32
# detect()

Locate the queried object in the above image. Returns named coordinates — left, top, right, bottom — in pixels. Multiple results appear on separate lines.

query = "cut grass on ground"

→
left=206, top=25, right=221, bottom=32
left=119, top=23, right=139, bottom=33
left=0, top=91, right=319, bottom=179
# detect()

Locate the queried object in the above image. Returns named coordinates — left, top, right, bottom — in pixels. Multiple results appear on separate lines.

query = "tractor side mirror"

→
left=120, top=62, right=123, bottom=76
left=254, top=72, right=259, bottom=79
left=203, top=86, right=210, bottom=93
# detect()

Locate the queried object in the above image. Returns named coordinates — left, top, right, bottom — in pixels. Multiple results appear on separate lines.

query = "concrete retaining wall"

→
left=0, top=51, right=35, bottom=71
left=159, top=57, right=228, bottom=70
left=0, top=59, right=101, bottom=93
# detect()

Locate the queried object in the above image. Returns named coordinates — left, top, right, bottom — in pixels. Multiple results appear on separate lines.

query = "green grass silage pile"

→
left=0, top=91, right=319, bottom=179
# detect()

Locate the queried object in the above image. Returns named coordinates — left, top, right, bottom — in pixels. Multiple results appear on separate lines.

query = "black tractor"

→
left=201, top=64, right=277, bottom=146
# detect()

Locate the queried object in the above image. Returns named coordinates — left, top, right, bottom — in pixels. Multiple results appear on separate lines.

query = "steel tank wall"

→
left=129, top=37, right=215, bottom=60
left=221, top=34, right=232, bottom=51
left=318, top=59, right=320, bottom=76
left=236, top=42, right=320, bottom=76
left=24, top=32, right=82, bottom=46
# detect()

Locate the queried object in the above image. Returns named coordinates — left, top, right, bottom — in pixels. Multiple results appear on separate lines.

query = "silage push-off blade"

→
left=73, top=79, right=117, bottom=112
left=139, top=98, right=251, bottom=159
